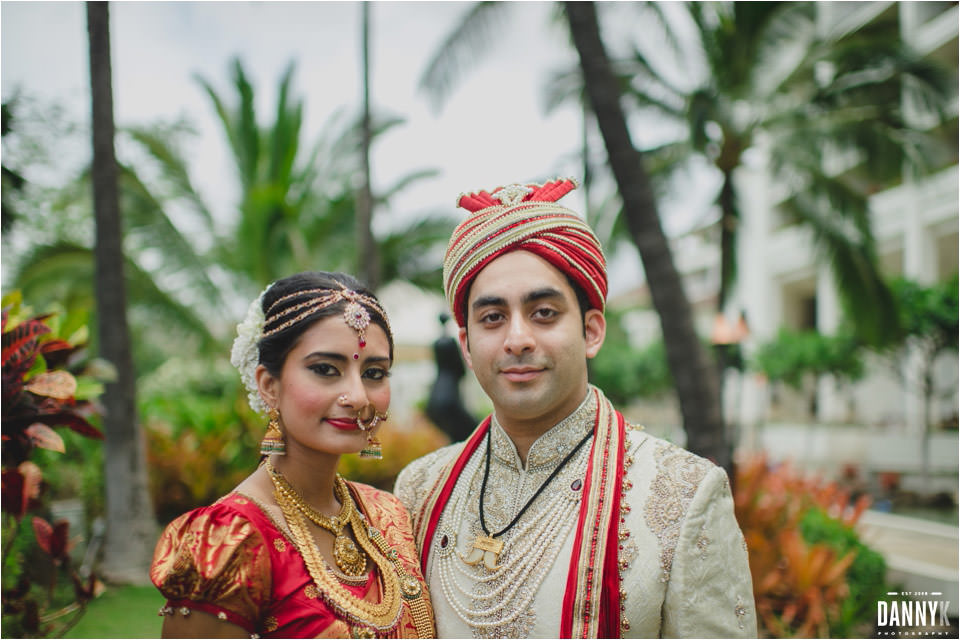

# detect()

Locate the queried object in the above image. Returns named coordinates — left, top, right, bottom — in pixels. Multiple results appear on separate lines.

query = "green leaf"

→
left=73, top=378, right=105, bottom=402
left=25, top=353, right=47, bottom=380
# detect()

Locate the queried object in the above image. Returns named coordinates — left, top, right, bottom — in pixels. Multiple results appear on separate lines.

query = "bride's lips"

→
left=326, top=417, right=360, bottom=431
left=500, top=366, right=544, bottom=383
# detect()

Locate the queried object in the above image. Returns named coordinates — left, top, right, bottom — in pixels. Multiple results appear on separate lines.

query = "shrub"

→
left=142, top=372, right=262, bottom=524
left=1, top=292, right=106, bottom=637
left=735, top=453, right=884, bottom=638
left=590, top=311, right=672, bottom=405
left=800, top=507, right=888, bottom=636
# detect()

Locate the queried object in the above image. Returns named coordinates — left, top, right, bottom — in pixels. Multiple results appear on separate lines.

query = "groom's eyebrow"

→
left=523, top=287, right=564, bottom=304
left=472, top=295, right=507, bottom=311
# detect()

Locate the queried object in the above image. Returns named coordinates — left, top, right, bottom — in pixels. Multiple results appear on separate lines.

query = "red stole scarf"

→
left=413, top=387, right=626, bottom=638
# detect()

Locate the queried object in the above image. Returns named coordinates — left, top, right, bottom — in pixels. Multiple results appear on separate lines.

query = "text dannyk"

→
left=877, top=601, right=950, bottom=627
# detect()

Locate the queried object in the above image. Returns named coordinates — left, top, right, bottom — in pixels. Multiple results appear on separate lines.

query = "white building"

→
left=613, top=2, right=959, bottom=490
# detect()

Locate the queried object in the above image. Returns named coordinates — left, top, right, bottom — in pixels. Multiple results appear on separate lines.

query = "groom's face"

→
left=458, top=250, right=605, bottom=431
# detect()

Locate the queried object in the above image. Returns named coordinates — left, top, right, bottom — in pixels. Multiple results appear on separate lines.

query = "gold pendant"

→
left=460, top=534, right=504, bottom=571
left=334, top=533, right=366, bottom=576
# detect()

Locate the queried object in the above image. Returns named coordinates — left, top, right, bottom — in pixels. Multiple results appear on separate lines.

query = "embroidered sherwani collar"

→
left=489, top=390, right=596, bottom=470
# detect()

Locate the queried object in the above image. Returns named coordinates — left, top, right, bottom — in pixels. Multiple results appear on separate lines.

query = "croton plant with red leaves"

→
left=2, top=293, right=106, bottom=636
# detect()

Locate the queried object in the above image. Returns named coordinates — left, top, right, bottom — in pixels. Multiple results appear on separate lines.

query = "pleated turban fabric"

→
left=442, top=178, right=607, bottom=327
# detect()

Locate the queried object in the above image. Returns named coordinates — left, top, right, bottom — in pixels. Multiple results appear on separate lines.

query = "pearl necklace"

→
left=433, top=431, right=590, bottom=632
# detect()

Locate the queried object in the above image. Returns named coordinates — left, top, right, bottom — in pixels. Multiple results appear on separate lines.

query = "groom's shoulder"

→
left=394, top=442, right=465, bottom=514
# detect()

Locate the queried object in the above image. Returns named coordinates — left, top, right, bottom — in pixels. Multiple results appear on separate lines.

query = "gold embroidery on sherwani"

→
left=643, top=442, right=710, bottom=582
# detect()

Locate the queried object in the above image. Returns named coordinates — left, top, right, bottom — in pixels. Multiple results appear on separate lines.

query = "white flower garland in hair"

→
left=230, top=286, right=271, bottom=415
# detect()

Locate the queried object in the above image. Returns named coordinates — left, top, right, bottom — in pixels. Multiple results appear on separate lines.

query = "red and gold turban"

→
left=442, top=178, right=607, bottom=326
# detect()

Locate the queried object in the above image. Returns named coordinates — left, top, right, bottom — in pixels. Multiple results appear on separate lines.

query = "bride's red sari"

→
left=151, top=482, right=434, bottom=638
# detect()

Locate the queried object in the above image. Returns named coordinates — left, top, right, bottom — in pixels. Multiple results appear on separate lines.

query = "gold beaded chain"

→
left=266, top=461, right=367, bottom=577
left=268, top=464, right=404, bottom=632
left=265, top=459, right=434, bottom=638
left=363, top=517, right=435, bottom=638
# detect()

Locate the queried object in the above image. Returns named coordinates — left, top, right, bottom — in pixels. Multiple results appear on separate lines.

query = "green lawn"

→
left=64, top=584, right=164, bottom=639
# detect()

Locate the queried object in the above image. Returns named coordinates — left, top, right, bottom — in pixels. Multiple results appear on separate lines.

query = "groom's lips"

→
left=500, top=366, right=544, bottom=383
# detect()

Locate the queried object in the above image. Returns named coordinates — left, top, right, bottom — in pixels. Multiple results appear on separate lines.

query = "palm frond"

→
left=231, top=58, right=261, bottom=190
left=268, top=60, right=302, bottom=186
left=542, top=65, right=585, bottom=115
left=12, top=242, right=222, bottom=368
left=123, top=125, right=216, bottom=231
left=418, top=1, right=511, bottom=112
left=376, top=169, right=441, bottom=205
left=377, top=215, right=455, bottom=291
left=115, top=163, right=228, bottom=313
left=778, top=171, right=899, bottom=345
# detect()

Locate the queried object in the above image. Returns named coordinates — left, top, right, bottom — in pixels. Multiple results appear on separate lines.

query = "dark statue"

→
left=426, top=313, right=477, bottom=443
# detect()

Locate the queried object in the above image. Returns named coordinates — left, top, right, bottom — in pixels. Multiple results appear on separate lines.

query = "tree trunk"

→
left=564, top=2, right=729, bottom=470
left=86, top=1, right=156, bottom=584
left=357, top=2, right=380, bottom=290
left=717, top=171, right=736, bottom=313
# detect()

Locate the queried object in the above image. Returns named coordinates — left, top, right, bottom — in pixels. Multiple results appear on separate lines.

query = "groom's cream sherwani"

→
left=396, top=388, right=757, bottom=638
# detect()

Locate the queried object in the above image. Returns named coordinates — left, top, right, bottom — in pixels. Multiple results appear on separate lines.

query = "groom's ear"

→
left=458, top=327, right=473, bottom=370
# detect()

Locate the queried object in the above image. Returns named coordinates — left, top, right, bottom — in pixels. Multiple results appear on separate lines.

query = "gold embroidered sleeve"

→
left=660, top=466, right=758, bottom=638
left=394, top=444, right=461, bottom=528
left=150, top=506, right=271, bottom=625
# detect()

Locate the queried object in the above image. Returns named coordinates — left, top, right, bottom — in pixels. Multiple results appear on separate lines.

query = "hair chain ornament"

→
left=232, top=282, right=393, bottom=415
left=262, top=285, right=391, bottom=361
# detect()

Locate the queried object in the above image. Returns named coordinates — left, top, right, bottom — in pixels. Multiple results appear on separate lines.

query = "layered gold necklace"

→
left=267, top=462, right=367, bottom=576
left=265, top=459, right=434, bottom=637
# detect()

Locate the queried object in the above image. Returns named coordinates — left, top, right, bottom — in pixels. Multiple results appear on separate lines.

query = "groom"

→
left=396, top=178, right=756, bottom=638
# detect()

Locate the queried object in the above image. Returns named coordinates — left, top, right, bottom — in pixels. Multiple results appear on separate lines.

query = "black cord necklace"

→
left=479, top=425, right=594, bottom=539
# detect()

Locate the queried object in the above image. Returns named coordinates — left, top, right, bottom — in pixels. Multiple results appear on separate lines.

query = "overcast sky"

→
left=2, top=1, right=716, bottom=295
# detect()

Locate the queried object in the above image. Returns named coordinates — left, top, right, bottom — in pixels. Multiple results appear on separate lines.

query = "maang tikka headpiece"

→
left=263, top=285, right=392, bottom=360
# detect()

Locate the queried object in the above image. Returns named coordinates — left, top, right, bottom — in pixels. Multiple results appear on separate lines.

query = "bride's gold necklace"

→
left=266, top=460, right=366, bottom=576
left=266, top=459, right=405, bottom=633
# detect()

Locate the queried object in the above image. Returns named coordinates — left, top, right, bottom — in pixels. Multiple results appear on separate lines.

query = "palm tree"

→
left=606, top=2, right=952, bottom=344
left=419, top=2, right=728, bottom=465
left=357, top=2, right=379, bottom=289
left=14, top=58, right=451, bottom=371
left=196, top=57, right=451, bottom=294
left=1, top=99, right=27, bottom=235
left=13, top=122, right=229, bottom=373
left=564, top=2, right=728, bottom=468
left=85, top=1, right=155, bottom=584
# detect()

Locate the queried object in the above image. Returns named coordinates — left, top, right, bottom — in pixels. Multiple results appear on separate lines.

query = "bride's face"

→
left=258, top=314, right=391, bottom=457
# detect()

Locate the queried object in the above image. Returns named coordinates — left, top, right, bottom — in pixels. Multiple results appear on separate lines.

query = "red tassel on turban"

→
left=442, top=178, right=607, bottom=326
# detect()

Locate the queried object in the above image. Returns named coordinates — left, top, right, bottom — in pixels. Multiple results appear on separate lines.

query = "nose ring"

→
left=356, top=404, right=388, bottom=431
left=337, top=394, right=349, bottom=406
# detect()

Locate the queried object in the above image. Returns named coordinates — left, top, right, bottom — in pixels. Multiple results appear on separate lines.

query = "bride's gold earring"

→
left=261, top=407, right=286, bottom=455
left=359, top=431, right=382, bottom=460
left=358, top=409, right=386, bottom=460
